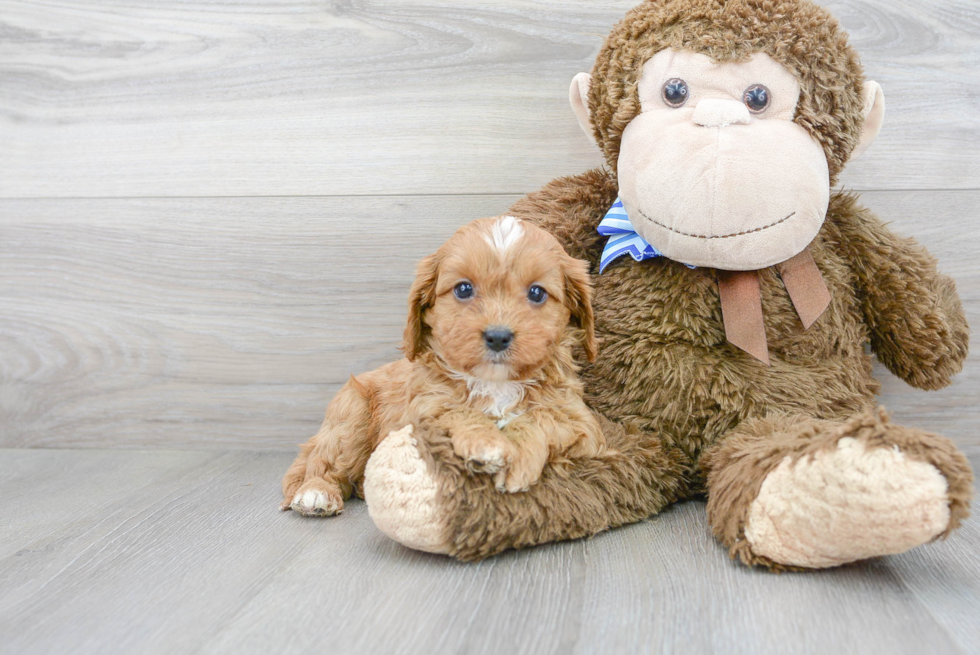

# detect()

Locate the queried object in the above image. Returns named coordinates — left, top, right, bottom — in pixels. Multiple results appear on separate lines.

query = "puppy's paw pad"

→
left=500, top=479, right=531, bottom=494
left=495, top=464, right=540, bottom=493
left=290, top=489, right=343, bottom=517
left=491, top=469, right=532, bottom=494
left=496, top=481, right=530, bottom=494
left=465, top=447, right=507, bottom=475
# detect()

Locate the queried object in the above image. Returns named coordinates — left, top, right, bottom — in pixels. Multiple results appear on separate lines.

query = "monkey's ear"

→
left=402, top=253, right=440, bottom=361
left=850, top=81, right=885, bottom=160
left=569, top=72, right=597, bottom=147
left=562, top=254, right=598, bottom=362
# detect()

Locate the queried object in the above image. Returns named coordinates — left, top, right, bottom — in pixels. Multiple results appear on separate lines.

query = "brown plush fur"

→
left=412, top=414, right=690, bottom=561
left=413, top=171, right=970, bottom=561
left=395, top=0, right=972, bottom=564
left=518, top=179, right=896, bottom=470
left=281, top=218, right=606, bottom=512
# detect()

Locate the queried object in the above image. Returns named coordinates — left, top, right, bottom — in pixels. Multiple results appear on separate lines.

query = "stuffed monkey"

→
left=361, top=0, right=973, bottom=569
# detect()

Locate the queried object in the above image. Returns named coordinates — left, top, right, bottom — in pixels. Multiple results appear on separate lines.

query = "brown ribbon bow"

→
left=716, top=248, right=830, bottom=365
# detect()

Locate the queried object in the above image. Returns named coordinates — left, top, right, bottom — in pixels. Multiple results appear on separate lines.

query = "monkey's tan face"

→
left=617, top=50, right=830, bottom=270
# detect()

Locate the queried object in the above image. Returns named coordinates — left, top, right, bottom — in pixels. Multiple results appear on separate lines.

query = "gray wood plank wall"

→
left=1, top=0, right=978, bottom=452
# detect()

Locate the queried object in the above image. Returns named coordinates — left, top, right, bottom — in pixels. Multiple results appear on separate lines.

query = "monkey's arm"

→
left=507, top=168, right=618, bottom=268
left=831, top=194, right=969, bottom=390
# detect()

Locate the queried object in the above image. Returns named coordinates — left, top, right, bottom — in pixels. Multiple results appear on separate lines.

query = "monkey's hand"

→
left=834, top=195, right=969, bottom=390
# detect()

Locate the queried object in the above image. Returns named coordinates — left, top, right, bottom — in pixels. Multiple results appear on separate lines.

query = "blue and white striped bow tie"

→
left=597, top=197, right=694, bottom=273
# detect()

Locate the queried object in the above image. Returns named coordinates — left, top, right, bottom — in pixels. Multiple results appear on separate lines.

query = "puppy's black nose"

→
left=483, top=327, right=514, bottom=352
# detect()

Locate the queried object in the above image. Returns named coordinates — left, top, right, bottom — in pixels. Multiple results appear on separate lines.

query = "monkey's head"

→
left=570, top=0, right=884, bottom=270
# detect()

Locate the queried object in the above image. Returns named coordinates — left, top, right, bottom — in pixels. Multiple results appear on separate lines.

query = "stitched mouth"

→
left=638, top=210, right=796, bottom=240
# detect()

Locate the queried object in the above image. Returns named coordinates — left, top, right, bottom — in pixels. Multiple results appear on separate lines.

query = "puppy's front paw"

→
left=494, top=456, right=544, bottom=493
left=289, top=482, right=344, bottom=517
left=466, top=446, right=508, bottom=475
left=451, top=430, right=513, bottom=477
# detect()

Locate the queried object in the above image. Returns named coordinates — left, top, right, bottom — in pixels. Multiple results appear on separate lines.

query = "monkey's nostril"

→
left=483, top=327, right=514, bottom=353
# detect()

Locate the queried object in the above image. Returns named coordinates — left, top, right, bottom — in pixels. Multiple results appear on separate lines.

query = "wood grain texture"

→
left=1, top=0, right=978, bottom=198
left=859, top=191, right=980, bottom=448
left=0, top=449, right=977, bottom=655
left=1, top=191, right=977, bottom=451
left=0, top=194, right=517, bottom=449
left=2, top=1, right=977, bottom=650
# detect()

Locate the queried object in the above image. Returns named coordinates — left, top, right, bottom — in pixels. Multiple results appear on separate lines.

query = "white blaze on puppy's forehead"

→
left=484, top=215, right=524, bottom=254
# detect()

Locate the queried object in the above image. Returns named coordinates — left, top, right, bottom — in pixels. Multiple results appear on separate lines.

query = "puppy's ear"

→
left=403, top=252, right=440, bottom=361
left=562, top=254, right=598, bottom=362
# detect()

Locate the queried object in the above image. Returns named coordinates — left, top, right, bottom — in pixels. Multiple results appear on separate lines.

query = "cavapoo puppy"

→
left=281, top=215, right=605, bottom=516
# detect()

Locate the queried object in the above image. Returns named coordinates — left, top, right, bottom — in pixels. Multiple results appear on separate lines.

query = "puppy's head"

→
left=403, top=216, right=597, bottom=381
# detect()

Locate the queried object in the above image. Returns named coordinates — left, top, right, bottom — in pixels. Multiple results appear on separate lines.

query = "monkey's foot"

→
left=707, top=408, right=973, bottom=569
left=747, top=436, right=950, bottom=568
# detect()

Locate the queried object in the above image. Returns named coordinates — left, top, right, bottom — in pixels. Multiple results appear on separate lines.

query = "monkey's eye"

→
left=661, top=78, right=689, bottom=108
left=453, top=281, right=474, bottom=300
left=743, top=84, right=771, bottom=113
left=527, top=285, right=548, bottom=305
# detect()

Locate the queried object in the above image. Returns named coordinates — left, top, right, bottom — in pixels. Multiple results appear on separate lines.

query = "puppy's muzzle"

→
left=483, top=327, right=514, bottom=353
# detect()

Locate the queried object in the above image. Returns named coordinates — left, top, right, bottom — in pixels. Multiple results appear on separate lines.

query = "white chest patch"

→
left=460, top=375, right=526, bottom=418
left=495, top=413, right=522, bottom=430
left=485, top=215, right=524, bottom=255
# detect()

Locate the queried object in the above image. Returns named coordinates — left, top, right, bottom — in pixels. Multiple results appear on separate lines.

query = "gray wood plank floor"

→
left=1, top=449, right=978, bottom=655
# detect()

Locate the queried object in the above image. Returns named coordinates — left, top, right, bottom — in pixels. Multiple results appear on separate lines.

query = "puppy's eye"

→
left=662, top=78, right=689, bottom=108
left=527, top=285, right=547, bottom=305
left=453, top=281, right=474, bottom=300
left=743, top=84, right=770, bottom=113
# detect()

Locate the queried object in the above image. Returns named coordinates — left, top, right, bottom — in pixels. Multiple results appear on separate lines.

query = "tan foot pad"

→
left=363, top=425, right=451, bottom=555
left=745, top=437, right=951, bottom=568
